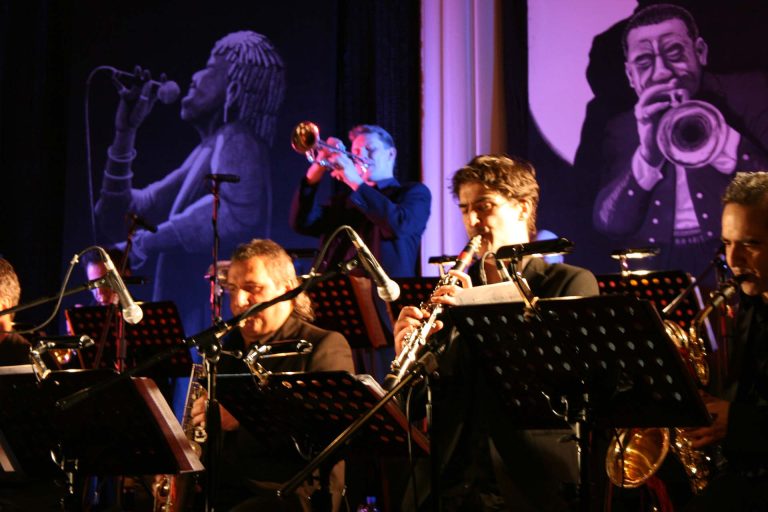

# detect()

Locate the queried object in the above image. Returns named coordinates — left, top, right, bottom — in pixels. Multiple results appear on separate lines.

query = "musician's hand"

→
left=431, top=270, right=472, bottom=307
left=685, top=392, right=730, bottom=448
left=328, top=153, right=364, bottom=191
left=394, top=306, right=443, bottom=356
left=305, top=136, right=344, bottom=185
left=190, top=394, right=208, bottom=428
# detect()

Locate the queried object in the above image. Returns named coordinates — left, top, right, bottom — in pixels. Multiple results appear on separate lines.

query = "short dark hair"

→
left=622, top=3, right=700, bottom=56
left=347, top=124, right=395, bottom=149
left=231, top=239, right=313, bottom=321
left=451, top=154, right=540, bottom=237
left=0, top=258, right=21, bottom=309
left=722, top=172, right=768, bottom=207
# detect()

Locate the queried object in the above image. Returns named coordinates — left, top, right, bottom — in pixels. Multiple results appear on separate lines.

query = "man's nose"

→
left=726, top=244, right=745, bottom=268
left=651, top=54, right=673, bottom=83
left=232, top=290, right=250, bottom=308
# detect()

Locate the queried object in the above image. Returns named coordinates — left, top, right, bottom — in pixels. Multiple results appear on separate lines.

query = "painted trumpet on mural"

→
left=291, top=121, right=373, bottom=169
left=656, top=99, right=727, bottom=169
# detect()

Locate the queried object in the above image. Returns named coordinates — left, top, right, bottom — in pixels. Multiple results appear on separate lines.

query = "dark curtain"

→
left=0, top=1, right=72, bottom=325
left=336, top=0, right=421, bottom=182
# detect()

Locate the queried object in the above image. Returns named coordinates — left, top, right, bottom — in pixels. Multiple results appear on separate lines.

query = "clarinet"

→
left=388, top=235, right=482, bottom=385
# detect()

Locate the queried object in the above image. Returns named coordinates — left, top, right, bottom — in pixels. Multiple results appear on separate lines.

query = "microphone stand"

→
left=0, top=277, right=114, bottom=319
left=201, top=172, right=240, bottom=510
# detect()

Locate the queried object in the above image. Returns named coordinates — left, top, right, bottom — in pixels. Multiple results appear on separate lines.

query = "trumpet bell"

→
left=291, top=121, right=320, bottom=154
left=606, top=427, right=671, bottom=488
left=656, top=100, right=727, bottom=169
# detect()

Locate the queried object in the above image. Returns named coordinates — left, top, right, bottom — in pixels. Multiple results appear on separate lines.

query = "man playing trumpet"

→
left=393, top=155, right=598, bottom=511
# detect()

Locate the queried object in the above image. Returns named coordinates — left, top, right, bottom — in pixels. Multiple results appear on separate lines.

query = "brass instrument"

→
left=153, top=363, right=207, bottom=512
left=389, top=235, right=482, bottom=385
left=244, top=339, right=313, bottom=384
left=291, top=121, right=373, bottom=169
left=656, top=100, right=727, bottom=169
left=605, top=279, right=741, bottom=494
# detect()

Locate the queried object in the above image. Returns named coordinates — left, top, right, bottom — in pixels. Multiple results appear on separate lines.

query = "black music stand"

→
left=307, top=277, right=390, bottom=349
left=596, top=270, right=703, bottom=330
left=449, top=295, right=710, bottom=511
left=65, top=300, right=192, bottom=377
left=0, top=365, right=203, bottom=509
left=216, top=371, right=429, bottom=456
left=390, top=277, right=439, bottom=321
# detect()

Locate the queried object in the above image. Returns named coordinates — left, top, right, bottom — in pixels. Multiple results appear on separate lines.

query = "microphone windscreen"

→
left=157, top=80, right=181, bottom=104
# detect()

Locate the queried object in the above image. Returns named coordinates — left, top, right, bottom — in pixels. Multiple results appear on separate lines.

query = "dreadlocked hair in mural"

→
left=212, top=31, right=286, bottom=145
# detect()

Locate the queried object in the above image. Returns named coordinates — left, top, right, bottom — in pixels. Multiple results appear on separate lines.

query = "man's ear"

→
left=625, top=61, right=637, bottom=90
left=225, top=82, right=242, bottom=110
left=518, top=199, right=532, bottom=221
left=694, top=37, right=708, bottom=67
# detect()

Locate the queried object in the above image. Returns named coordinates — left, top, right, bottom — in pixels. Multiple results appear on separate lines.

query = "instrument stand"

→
left=449, top=295, right=712, bottom=512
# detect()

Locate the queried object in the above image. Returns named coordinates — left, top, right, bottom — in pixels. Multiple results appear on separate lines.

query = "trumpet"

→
left=291, top=121, right=373, bottom=169
left=389, top=235, right=483, bottom=386
left=656, top=99, right=727, bottom=168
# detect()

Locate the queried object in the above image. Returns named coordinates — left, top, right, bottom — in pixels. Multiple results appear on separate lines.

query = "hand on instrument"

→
left=112, top=65, right=161, bottom=133
left=684, top=391, right=730, bottom=448
left=634, top=78, right=689, bottom=166
left=328, top=155, right=364, bottom=191
left=305, top=137, right=346, bottom=184
left=430, top=270, right=472, bottom=307
left=191, top=392, right=240, bottom=432
left=394, top=306, right=444, bottom=356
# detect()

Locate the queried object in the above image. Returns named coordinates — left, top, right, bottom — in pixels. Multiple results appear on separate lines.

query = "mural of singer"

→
left=95, top=31, right=286, bottom=337
left=591, top=3, right=768, bottom=275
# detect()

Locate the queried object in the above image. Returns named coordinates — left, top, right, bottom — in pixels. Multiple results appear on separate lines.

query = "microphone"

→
left=346, top=228, right=400, bottom=302
left=709, top=275, right=747, bottom=308
left=127, top=213, right=158, bottom=233
left=109, top=67, right=181, bottom=104
left=101, top=250, right=144, bottom=324
left=495, top=237, right=574, bottom=260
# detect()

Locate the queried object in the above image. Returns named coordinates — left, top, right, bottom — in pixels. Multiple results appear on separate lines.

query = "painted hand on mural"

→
left=112, top=66, right=162, bottom=133
left=94, top=31, right=286, bottom=334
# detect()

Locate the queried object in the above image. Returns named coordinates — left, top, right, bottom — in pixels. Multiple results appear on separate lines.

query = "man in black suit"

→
left=683, top=171, right=768, bottom=511
left=394, top=155, right=598, bottom=511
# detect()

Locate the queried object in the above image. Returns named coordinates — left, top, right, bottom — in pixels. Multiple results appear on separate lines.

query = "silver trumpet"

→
left=389, top=235, right=483, bottom=385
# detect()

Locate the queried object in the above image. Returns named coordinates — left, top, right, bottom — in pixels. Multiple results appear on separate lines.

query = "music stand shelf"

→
left=65, top=300, right=192, bottom=377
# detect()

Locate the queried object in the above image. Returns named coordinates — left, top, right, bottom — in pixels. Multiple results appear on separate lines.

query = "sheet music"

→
left=453, top=281, right=524, bottom=306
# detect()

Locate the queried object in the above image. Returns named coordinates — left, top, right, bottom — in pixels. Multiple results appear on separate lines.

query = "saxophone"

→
left=153, top=363, right=207, bottom=512
left=389, top=235, right=482, bottom=385
left=605, top=278, right=741, bottom=494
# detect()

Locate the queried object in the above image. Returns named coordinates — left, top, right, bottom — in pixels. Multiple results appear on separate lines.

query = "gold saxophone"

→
left=153, top=363, right=207, bottom=512
left=389, top=235, right=482, bottom=385
left=605, top=279, right=741, bottom=494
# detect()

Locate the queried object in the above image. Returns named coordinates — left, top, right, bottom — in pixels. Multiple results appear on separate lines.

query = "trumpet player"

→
left=393, top=155, right=598, bottom=511
left=592, top=4, right=768, bottom=277
left=682, top=172, right=768, bottom=511
left=290, top=124, right=431, bottom=279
